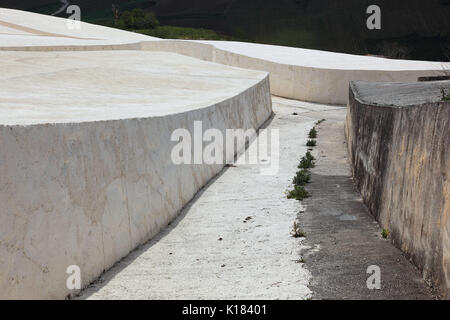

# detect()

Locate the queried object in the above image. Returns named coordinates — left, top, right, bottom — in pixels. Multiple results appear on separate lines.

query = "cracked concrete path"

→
left=77, top=96, right=433, bottom=300
left=300, top=113, right=434, bottom=299
left=77, top=96, right=328, bottom=300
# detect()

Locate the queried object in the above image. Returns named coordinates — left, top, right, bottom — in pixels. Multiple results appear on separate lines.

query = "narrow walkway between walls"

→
left=300, top=113, right=434, bottom=299
left=77, top=97, right=433, bottom=300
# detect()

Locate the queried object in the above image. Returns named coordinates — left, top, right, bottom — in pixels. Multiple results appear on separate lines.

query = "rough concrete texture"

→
left=345, top=81, right=449, bottom=298
left=301, top=113, right=434, bottom=299
left=77, top=98, right=322, bottom=300
left=0, top=50, right=272, bottom=299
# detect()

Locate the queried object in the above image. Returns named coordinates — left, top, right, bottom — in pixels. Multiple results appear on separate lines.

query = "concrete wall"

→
left=0, top=76, right=272, bottom=299
left=345, top=81, right=449, bottom=297
left=141, top=40, right=445, bottom=105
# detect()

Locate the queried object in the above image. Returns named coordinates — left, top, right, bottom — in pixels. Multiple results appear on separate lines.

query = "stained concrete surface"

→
left=345, top=81, right=449, bottom=298
left=351, top=80, right=450, bottom=106
left=301, top=115, right=435, bottom=299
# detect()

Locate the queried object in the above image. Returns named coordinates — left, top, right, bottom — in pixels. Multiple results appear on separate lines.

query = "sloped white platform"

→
left=143, top=40, right=449, bottom=104
left=0, top=50, right=267, bottom=125
left=0, top=12, right=272, bottom=299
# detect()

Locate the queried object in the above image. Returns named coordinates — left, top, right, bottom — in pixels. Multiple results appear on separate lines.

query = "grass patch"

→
left=305, top=151, right=315, bottom=162
left=287, top=150, right=316, bottom=202
left=298, top=153, right=315, bottom=169
left=441, top=88, right=450, bottom=101
left=381, top=228, right=390, bottom=239
left=308, top=127, right=317, bottom=139
left=287, top=185, right=310, bottom=201
left=136, top=25, right=228, bottom=40
left=293, top=169, right=311, bottom=186
left=306, top=139, right=317, bottom=147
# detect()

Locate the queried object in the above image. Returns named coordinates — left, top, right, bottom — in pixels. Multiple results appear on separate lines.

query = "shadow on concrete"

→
left=77, top=113, right=276, bottom=299
left=297, top=118, right=435, bottom=300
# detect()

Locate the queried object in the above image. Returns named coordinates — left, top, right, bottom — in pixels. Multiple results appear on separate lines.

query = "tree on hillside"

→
left=119, top=8, right=159, bottom=30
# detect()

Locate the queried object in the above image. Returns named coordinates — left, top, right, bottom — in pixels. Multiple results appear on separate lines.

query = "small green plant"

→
left=291, top=221, right=306, bottom=238
left=287, top=185, right=310, bottom=201
left=295, top=257, right=306, bottom=263
left=381, top=228, right=390, bottom=239
left=315, top=119, right=326, bottom=125
left=305, top=151, right=315, bottom=162
left=293, top=169, right=311, bottom=186
left=298, top=155, right=315, bottom=169
left=306, top=139, right=317, bottom=147
left=308, top=127, right=317, bottom=139
left=441, top=88, right=450, bottom=101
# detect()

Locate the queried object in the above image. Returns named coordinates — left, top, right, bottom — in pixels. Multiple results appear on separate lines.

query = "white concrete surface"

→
left=0, top=50, right=272, bottom=299
left=201, top=41, right=447, bottom=71
left=143, top=40, right=450, bottom=104
left=77, top=99, right=324, bottom=300
left=0, top=50, right=268, bottom=125
left=0, top=8, right=158, bottom=46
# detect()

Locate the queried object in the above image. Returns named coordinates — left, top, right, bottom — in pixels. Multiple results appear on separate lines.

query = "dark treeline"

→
left=2, top=0, right=449, bottom=61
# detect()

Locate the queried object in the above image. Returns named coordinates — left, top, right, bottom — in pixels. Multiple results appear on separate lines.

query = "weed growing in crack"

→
left=291, top=221, right=306, bottom=238
left=287, top=185, right=310, bottom=201
left=315, top=119, right=326, bottom=125
left=305, top=151, right=315, bottom=162
left=293, top=169, right=311, bottom=186
left=298, top=153, right=316, bottom=169
left=441, top=88, right=450, bottom=101
left=306, top=139, right=317, bottom=147
left=308, top=127, right=317, bottom=139
left=381, top=228, right=390, bottom=239
left=295, top=257, right=306, bottom=263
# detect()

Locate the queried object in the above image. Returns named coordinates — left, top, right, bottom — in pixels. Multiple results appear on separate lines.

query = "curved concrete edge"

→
left=3, top=37, right=444, bottom=105
left=140, top=40, right=447, bottom=105
left=344, top=81, right=449, bottom=298
left=0, top=8, right=157, bottom=41
left=0, top=42, right=143, bottom=52
left=0, top=75, right=272, bottom=299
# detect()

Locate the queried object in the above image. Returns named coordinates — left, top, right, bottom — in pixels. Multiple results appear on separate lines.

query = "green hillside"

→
left=2, top=0, right=449, bottom=61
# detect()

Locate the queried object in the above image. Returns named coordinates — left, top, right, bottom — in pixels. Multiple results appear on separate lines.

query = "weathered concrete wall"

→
left=345, top=81, right=449, bottom=298
left=0, top=73, right=272, bottom=300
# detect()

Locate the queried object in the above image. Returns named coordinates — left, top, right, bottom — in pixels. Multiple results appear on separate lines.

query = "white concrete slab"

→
left=0, top=8, right=158, bottom=46
left=0, top=50, right=267, bottom=125
left=199, top=40, right=447, bottom=71
left=0, top=48, right=272, bottom=299
left=142, top=40, right=450, bottom=104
